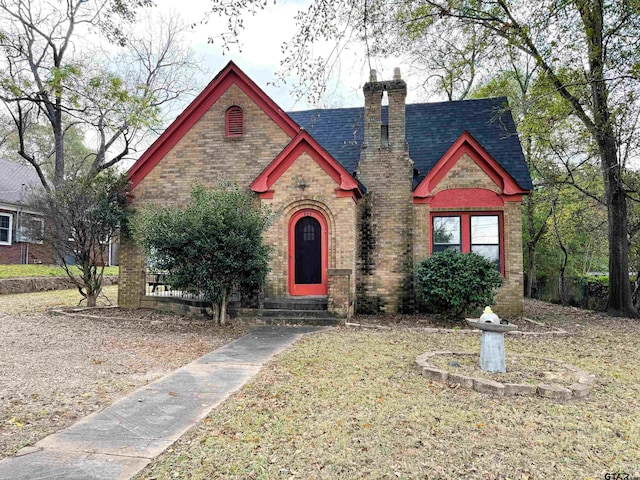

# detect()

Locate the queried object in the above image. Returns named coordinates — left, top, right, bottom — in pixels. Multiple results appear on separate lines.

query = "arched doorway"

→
left=289, top=209, right=328, bottom=295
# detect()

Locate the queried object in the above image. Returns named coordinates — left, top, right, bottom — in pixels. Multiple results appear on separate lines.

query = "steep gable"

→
left=413, top=131, right=529, bottom=203
left=251, top=130, right=362, bottom=199
left=128, top=61, right=300, bottom=189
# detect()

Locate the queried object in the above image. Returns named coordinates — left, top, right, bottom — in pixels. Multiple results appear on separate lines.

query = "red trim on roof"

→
left=413, top=131, right=529, bottom=200
left=251, top=130, right=362, bottom=198
left=335, top=189, right=359, bottom=202
left=429, top=188, right=504, bottom=208
left=128, top=61, right=300, bottom=189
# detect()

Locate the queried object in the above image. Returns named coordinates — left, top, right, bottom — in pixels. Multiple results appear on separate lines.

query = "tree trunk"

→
left=53, top=103, right=64, bottom=189
left=603, top=147, right=637, bottom=316
left=551, top=202, right=569, bottom=305
left=525, top=195, right=537, bottom=298
left=577, top=0, right=639, bottom=318
left=87, top=293, right=97, bottom=307
left=219, top=289, right=228, bottom=326
left=526, top=245, right=537, bottom=298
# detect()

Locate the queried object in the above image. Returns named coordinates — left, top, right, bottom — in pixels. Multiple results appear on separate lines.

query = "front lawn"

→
left=137, top=300, right=640, bottom=479
left=0, top=264, right=119, bottom=278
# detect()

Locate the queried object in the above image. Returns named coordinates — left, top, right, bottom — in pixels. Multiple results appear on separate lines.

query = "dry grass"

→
left=428, top=352, right=580, bottom=386
left=137, top=300, right=640, bottom=480
left=0, top=264, right=118, bottom=278
left=0, top=287, right=247, bottom=458
left=0, top=285, right=119, bottom=314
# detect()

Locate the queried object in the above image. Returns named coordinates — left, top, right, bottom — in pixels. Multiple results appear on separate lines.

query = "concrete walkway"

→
left=0, top=326, right=325, bottom=480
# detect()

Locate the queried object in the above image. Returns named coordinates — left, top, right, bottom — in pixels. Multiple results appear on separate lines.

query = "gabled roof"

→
left=413, top=131, right=529, bottom=199
left=288, top=97, right=533, bottom=191
left=128, top=61, right=301, bottom=189
left=0, top=158, right=41, bottom=205
left=251, top=130, right=362, bottom=198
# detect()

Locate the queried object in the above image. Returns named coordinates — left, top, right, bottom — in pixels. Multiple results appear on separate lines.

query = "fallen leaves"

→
left=0, top=304, right=247, bottom=459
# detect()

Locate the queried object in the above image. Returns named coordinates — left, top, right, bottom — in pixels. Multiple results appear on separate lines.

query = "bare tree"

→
left=0, top=0, right=202, bottom=189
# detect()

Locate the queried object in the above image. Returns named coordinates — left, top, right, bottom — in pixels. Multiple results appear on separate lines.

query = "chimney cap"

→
left=393, top=67, right=401, bottom=80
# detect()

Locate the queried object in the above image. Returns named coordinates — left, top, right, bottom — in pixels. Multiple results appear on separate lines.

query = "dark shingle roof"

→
left=288, top=97, right=532, bottom=191
left=0, top=158, right=41, bottom=205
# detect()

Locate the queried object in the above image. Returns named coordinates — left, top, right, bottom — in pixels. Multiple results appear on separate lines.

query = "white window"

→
left=17, top=217, right=44, bottom=244
left=0, top=213, right=12, bottom=245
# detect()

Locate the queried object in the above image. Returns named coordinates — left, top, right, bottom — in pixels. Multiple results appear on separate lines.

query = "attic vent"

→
left=226, top=106, right=244, bottom=137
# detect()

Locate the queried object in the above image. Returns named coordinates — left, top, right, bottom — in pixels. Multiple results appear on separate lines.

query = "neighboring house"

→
left=0, top=158, right=55, bottom=265
left=119, top=62, right=532, bottom=317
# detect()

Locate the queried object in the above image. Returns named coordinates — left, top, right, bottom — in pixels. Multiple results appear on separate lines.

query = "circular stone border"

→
left=415, top=351, right=595, bottom=400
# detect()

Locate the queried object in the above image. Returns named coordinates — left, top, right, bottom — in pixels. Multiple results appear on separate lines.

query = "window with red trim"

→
left=431, top=212, right=503, bottom=273
left=225, top=106, right=244, bottom=137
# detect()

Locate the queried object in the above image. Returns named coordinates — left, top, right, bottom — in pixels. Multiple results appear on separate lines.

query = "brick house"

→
left=0, top=158, right=55, bottom=265
left=119, top=62, right=532, bottom=317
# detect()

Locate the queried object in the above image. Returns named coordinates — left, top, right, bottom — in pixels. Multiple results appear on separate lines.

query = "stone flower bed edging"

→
left=415, top=351, right=595, bottom=400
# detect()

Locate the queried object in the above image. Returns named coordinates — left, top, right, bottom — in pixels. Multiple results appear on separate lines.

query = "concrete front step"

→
left=254, top=317, right=341, bottom=326
left=228, top=296, right=340, bottom=325
left=232, top=309, right=341, bottom=326
left=234, top=308, right=332, bottom=319
left=263, top=296, right=328, bottom=311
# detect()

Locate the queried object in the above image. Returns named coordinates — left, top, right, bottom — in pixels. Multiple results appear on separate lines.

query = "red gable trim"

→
left=128, top=61, right=300, bottom=189
left=413, top=131, right=529, bottom=200
left=251, top=130, right=362, bottom=198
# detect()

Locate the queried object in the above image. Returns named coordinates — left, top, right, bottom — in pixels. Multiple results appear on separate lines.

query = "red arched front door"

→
left=289, top=209, right=328, bottom=295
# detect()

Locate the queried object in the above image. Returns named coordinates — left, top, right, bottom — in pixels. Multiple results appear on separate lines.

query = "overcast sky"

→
left=154, top=0, right=418, bottom=112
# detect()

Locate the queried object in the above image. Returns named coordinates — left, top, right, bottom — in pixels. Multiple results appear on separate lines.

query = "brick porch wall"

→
left=117, top=231, right=146, bottom=308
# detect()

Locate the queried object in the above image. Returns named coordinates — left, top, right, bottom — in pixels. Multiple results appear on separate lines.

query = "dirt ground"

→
left=0, top=291, right=247, bottom=458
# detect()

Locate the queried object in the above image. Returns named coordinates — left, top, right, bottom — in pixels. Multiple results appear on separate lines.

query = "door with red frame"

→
left=289, top=209, right=328, bottom=295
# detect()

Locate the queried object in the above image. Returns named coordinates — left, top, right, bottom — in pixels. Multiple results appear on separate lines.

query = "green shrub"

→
left=415, top=250, right=503, bottom=318
left=574, top=275, right=608, bottom=311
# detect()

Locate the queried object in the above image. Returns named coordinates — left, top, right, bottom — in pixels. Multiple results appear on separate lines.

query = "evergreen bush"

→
left=415, top=250, right=503, bottom=318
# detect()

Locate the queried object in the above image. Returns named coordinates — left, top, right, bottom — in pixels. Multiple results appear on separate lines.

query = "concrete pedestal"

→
left=480, top=331, right=506, bottom=373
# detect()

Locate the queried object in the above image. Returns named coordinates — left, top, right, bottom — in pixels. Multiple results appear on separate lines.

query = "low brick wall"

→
left=0, top=276, right=118, bottom=295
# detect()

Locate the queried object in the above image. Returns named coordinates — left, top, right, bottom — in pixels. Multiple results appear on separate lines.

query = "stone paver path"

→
left=0, top=326, right=325, bottom=480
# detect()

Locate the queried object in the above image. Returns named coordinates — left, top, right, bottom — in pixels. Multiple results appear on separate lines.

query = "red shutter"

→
left=226, top=106, right=244, bottom=137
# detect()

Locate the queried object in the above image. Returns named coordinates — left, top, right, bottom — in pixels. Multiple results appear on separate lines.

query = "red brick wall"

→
left=0, top=209, right=55, bottom=265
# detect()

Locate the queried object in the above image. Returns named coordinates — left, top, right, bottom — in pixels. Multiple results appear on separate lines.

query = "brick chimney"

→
left=361, top=68, right=407, bottom=152
left=363, top=69, right=383, bottom=150
left=388, top=67, right=407, bottom=151
left=356, top=68, right=413, bottom=314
